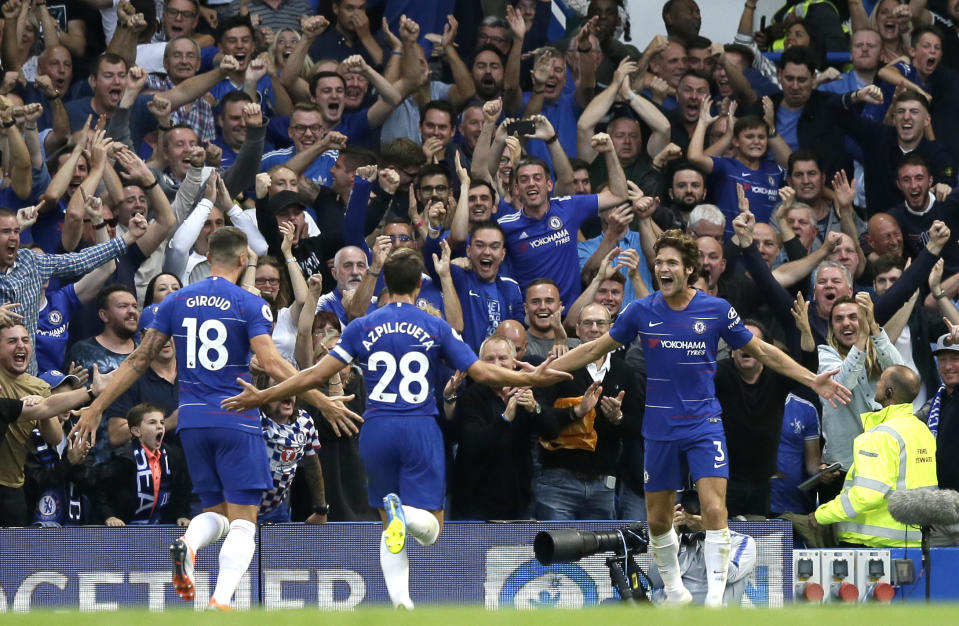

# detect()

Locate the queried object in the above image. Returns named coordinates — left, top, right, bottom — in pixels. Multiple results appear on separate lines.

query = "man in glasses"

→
left=532, top=302, right=642, bottom=521
left=261, top=104, right=344, bottom=187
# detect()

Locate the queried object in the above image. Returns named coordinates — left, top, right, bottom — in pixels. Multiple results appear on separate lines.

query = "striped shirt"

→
left=0, top=237, right=129, bottom=375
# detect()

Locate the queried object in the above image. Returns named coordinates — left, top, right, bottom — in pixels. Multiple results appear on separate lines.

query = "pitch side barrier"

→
left=1, top=520, right=793, bottom=611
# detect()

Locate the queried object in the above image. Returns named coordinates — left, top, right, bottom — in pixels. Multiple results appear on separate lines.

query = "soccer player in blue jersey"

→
left=550, top=230, right=851, bottom=607
left=70, top=227, right=361, bottom=610
left=688, top=95, right=790, bottom=237
left=222, top=247, right=571, bottom=609
left=497, top=134, right=627, bottom=307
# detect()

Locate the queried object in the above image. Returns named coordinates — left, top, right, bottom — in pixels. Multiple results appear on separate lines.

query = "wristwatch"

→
left=312, top=503, right=330, bottom=515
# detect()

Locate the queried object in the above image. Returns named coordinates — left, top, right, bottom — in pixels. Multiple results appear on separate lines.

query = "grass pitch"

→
left=3, top=605, right=959, bottom=625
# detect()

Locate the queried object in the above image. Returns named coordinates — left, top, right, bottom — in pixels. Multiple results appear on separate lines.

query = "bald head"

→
left=878, top=365, right=921, bottom=406
left=866, top=213, right=904, bottom=258
left=494, top=320, right=528, bottom=358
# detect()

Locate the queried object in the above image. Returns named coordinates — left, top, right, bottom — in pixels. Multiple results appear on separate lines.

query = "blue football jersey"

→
left=710, top=157, right=785, bottom=237
left=150, top=276, right=274, bottom=433
left=330, top=302, right=478, bottom=419
left=497, top=195, right=598, bottom=307
left=609, top=291, right=754, bottom=440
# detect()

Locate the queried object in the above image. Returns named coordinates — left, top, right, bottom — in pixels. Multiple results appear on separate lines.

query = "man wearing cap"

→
left=104, top=304, right=179, bottom=450
left=0, top=323, right=108, bottom=526
left=920, top=329, right=959, bottom=545
left=264, top=190, right=339, bottom=289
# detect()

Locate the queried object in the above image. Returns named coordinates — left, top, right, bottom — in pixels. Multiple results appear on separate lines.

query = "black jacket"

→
left=92, top=439, right=191, bottom=524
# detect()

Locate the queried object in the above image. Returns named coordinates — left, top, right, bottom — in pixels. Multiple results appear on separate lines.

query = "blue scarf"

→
left=928, top=384, right=944, bottom=438
left=130, top=443, right=173, bottom=525
left=30, top=428, right=84, bottom=525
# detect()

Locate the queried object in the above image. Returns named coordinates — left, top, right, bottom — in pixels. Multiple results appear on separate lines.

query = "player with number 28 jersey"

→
left=330, top=301, right=478, bottom=510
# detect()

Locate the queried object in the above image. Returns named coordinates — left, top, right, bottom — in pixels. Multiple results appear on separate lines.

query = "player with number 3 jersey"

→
left=223, top=248, right=572, bottom=609
left=549, top=230, right=851, bottom=608
left=70, top=228, right=362, bottom=610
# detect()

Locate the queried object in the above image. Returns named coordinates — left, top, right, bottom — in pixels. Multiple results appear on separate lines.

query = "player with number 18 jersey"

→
left=330, top=301, right=478, bottom=509
left=149, top=275, right=276, bottom=498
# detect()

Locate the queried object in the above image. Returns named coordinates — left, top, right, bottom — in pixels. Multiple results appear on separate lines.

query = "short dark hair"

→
left=893, top=88, right=930, bottom=112
left=309, top=70, right=346, bottom=95
left=669, top=160, right=705, bottom=183
left=599, top=271, right=626, bottom=286
left=733, top=114, right=768, bottom=136
left=569, top=157, right=590, bottom=172
left=678, top=69, right=712, bottom=87
left=417, top=163, right=450, bottom=186
left=911, top=24, right=944, bottom=48
left=723, top=43, right=755, bottom=66
left=525, top=277, right=560, bottom=299
left=381, top=138, right=427, bottom=169
left=383, top=248, right=424, bottom=295
left=787, top=149, right=822, bottom=176
left=686, top=35, right=711, bottom=51
left=419, top=100, right=454, bottom=127
left=472, top=44, right=507, bottom=66
left=469, top=220, right=505, bottom=241
left=217, top=13, right=254, bottom=41
left=96, top=284, right=136, bottom=312
left=468, top=179, right=496, bottom=199
left=898, top=152, right=929, bottom=174
left=337, top=147, right=378, bottom=172
left=216, top=89, right=254, bottom=116
left=873, top=253, right=906, bottom=277
left=208, top=226, right=248, bottom=265
left=127, top=403, right=165, bottom=430
left=654, top=229, right=701, bottom=286
left=94, top=52, right=128, bottom=75
left=515, top=156, right=551, bottom=179
left=742, top=318, right=768, bottom=341
left=778, top=45, right=818, bottom=73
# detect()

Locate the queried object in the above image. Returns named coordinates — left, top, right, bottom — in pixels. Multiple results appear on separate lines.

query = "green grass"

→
left=3, top=605, right=959, bottom=625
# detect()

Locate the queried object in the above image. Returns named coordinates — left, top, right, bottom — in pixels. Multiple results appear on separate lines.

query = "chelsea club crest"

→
left=693, top=321, right=706, bottom=334
left=548, top=216, right=563, bottom=230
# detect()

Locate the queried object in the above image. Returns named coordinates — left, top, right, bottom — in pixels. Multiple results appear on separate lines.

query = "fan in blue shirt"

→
left=688, top=95, right=789, bottom=238
left=547, top=229, right=850, bottom=608
left=497, top=150, right=628, bottom=308
left=70, top=227, right=362, bottom=610
left=450, top=222, right=524, bottom=352
left=220, top=247, right=570, bottom=610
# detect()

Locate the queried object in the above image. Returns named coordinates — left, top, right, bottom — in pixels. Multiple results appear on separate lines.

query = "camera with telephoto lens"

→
left=534, top=522, right=649, bottom=565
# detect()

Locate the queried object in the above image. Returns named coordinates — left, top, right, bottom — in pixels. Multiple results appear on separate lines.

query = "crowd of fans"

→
left=0, top=0, right=956, bottom=539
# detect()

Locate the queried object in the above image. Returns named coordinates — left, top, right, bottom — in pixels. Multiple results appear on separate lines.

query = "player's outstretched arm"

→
left=741, top=336, right=852, bottom=407
left=68, top=329, right=170, bottom=445
left=549, top=333, right=623, bottom=373
left=227, top=340, right=364, bottom=436
left=467, top=354, right=574, bottom=389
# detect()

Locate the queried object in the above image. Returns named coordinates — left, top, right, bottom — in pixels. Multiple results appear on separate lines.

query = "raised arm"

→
left=503, top=5, right=526, bottom=115
left=762, top=96, right=792, bottom=168
left=432, top=239, right=463, bottom=332
left=115, top=148, right=175, bottom=256
left=591, top=133, right=628, bottom=209
left=161, top=56, right=238, bottom=112
left=281, top=16, right=329, bottom=103
left=0, top=100, right=33, bottom=199
left=437, top=16, right=475, bottom=109
left=448, top=153, right=471, bottom=249
left=577, top=58, right=634, bottom=163
left=345, top=234, right=390, bottom=321
left=295, top=274, right=323, bottom=369
left=279, top=221, right=309, bottom=326
left=530, top=114, right=574, bottom=195
left=470, top=98, right=501, bottom=183
left=687, top=95, right=717, bottom=174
